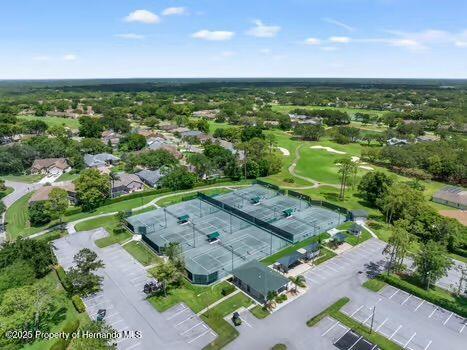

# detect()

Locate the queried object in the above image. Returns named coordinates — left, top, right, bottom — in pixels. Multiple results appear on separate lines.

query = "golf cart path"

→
left=283, top=144, right=341, bottom=190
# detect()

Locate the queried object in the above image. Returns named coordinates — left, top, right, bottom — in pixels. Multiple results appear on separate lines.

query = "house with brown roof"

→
left=111, top=173, right=145, bottom=198
left=31, top=158, right=71, bottom=175
left=432, top=186, right=467, bottom=210
left=28, top=183, right=77, bottom=205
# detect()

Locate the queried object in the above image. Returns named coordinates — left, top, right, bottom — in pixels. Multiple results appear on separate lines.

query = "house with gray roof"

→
left=136, top=169, right=164, bottom=188
left=84, top=153, right=120, bottom=168
left=432, top=186, right=467, bottom=210
left=111, top=172, right=144, bottom=198
left=231, top=260, right=290, bottom=304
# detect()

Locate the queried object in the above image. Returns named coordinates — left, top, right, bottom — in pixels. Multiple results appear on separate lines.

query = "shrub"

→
left=49, top=319, right=80, bottom=350
left=55, top=265, right=71, bottom=292
left=221, top=284, right=235, bottom=296
left=272, top=344, right=287, bottom=350
left=284, top=177, right=295, bottom=183
left=377, top=274, right=467, bottom=317
left=72, top=295, right=86, bottom=313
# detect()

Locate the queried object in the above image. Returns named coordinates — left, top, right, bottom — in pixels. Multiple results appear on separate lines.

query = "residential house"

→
left=111, top=173, right=145, bottom=198
left=31, top=158, right=71, bottom=176
left=101, top=131, right=122, bottom=149
left=136, top=169, right=164, bottom=188
left=148, top=141, right=183, bottom=159
left=28, top=183, right=77, bottom=205
left=193, top=109, right=219, bottom=119
left=289, top=114, right=322, bottom=126
left=387, top=138, right=409, bottom=146
left=432, top=186, right=467, bottom=210
left=231, top=260, right=291, bottom=304
left=84, top=153, right=120, bottom=167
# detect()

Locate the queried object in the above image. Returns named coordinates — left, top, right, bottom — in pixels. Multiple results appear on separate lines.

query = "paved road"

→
left=53, top=229, right=203, bottom=350
left=227, top=238, right=466, bottom=350
left=0, top=180, right=43, bottom=243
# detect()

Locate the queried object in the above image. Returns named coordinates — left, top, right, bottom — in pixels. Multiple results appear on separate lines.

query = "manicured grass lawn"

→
left=56, top=172, right=80, bottom=182
left=250, top=305, right=270, bottom=319
left=201, top=292, right=253, bottom=350
left=148, top=280, right=235, bottom=314
left=74, top=215, right=132, bottom=248
left=261, top=232, right=330, bottom=265
left=17, top=114, right=80, bottom=129
left=123, top=241, right=161, bottom=266
left=450, top=253, right=467, bottom=264
left=5, top=192, right=40, bottom=239
left=313, top=248, right=337, bottom=265
left=0, top=174, right=44, bottom=183
left=271, top=105, right=386, bottom=118
left=362, top=279, right=387, bottom=292
left=306, top=297, right=401, bottom=350
left=344, top=229, right=372, bottom=246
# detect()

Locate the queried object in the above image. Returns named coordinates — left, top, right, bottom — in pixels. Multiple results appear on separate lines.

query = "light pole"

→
left=370, top=306, right=376, bottom=334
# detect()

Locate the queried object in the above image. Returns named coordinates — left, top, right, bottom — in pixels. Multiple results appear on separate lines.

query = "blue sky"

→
left=1, top=0, right=466, bottom=79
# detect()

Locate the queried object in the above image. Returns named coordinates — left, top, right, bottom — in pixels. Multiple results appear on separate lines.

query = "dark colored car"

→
left=96, top=309, right=106, bottom=321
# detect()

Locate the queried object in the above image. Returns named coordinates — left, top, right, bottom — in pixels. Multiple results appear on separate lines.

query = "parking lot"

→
left=54, top=229, right=194, bottom=350
left=379, top=285, right=466, bottom=334
left=304, top=239, right=387, bottom=286
left=340, top=286, right=467, bottom=350
left=318, top=316, right=380, bottom=350
left=164, top=303, right=217, bottom=348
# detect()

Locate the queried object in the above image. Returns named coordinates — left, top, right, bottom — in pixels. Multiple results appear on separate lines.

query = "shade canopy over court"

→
left=126, top=184, right=344, bottom=285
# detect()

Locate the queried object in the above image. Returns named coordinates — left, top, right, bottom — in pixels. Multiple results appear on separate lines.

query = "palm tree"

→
left=265, top=290, right=278, bottom=310
left=291, top=275, right=306, bottom=288
left=109, top=172, right=118, bottom=198
left=335, top=157, right=356, bottom=200
left=265, top=134, right=277, bottom=155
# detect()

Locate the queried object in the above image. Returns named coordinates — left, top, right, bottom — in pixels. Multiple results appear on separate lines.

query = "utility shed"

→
left=432, top=186, right=467, bottom=210
left=277, top=251, right=304, bottom=273
left=232, top=261, right=290, bottom=304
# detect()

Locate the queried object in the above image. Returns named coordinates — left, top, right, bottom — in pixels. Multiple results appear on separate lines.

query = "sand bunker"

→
left=277, top=147, right=290, bottom=156
left=359, top=165, right=374, bottom=171
left=310, top=145, right=346, bottom=154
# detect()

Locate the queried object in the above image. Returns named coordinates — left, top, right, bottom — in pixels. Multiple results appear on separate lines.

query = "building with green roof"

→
left=231, top=260, right=290, bottom=304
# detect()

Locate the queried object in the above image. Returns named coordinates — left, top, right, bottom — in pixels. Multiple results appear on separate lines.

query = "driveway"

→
left=53, top=228, right=199, bottom=350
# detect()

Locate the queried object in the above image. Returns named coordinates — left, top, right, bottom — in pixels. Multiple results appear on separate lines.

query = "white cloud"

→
left=305, top=37, right=321, bottom=45
left=124, top=9, right=160, bottom=24
left=329, top=36, right=351, bottom=43
left=115, top=33, right=145, bottom=40
left=191, top=30, right=234, bottom=41
left=162, top=7, right=187, bottom=16
left=259, top=48, right=271, bottom=54
left=323, top=18, right=355, bottom=32
left=389, top=39, right=423, bottom=49
left=455, top=41, right=467, bottom=47
left=246, top=20, right=281, bottom=38
left=63, top=54, right=77, bottom=61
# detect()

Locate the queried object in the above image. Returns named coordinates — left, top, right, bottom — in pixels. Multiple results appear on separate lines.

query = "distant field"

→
left=0, top=174, right=43, bottom=183
left=271, top=105, right=387, bottom=118
left=17, top=114, right=80, bottom=129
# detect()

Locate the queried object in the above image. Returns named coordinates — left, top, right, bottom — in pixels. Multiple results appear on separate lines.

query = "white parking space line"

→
left=375, top=318, right=388, bottom=331
left=389, top=325, right=402, bottom=340
left=428, top=307, right=438, bottom=318
left=321, top=321, right=339, bottom=336
left=401, top=294, right=411, bottom=305
left=187, top=329, right=211, bottom=344
left=240, top=316, right=252, bottom=328
left=350, top=305, right=364, bottom=317
left=404, top=332, right=416, bottom=348
left=322, top=264, right=339, bottom=273
left=443, top=312, right=453, bottom=325
left=459, top=323, right=466, bottom=334
left=424, top=340, right=433, bottom=350
left=389, top=289, right=399, bottom=299
left=175, top=315, right=196, bottom=326
left=167, top=306, right=189, bottom=320
left=414, top=300, right=425, bottom=311
left=349, top=336, right=363, bottom=350
left=181, top=322, right=204, bottom=334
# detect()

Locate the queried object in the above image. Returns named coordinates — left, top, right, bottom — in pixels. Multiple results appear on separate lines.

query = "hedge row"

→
left=49, top=319, right=80, bottom=350
left=377, top=274, right=467, bottom=318
left=72, top=295, right=86, bottom=313
left=55, top=265, right=72, bottom=292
